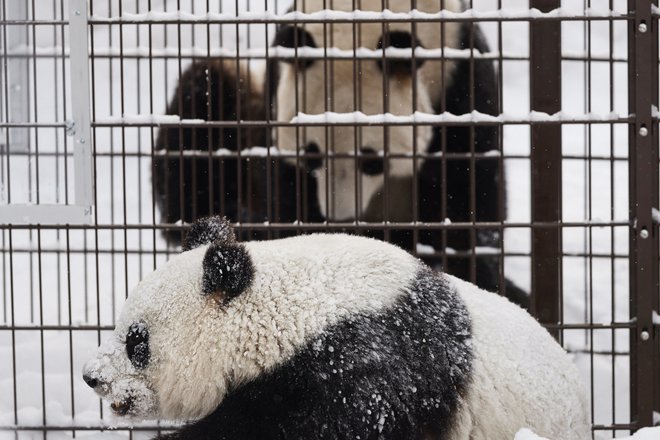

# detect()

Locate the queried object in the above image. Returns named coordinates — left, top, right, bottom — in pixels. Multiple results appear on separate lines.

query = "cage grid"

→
left=0, top=0, right=658, bottom=439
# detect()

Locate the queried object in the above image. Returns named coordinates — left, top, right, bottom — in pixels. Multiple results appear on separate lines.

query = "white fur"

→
left=275, top=0, right=463, bottom=220
left=445, top=274, right=591, bottom=440
left=83, top=234, right=420, bottom=421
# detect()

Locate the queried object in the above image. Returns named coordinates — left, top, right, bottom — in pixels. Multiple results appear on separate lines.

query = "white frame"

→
left=0, top=0, right=94, bottom=225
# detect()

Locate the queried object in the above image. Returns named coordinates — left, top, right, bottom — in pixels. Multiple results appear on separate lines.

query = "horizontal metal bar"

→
left=0, top=325, right=114, bottom=331
left=88, top=12, right=630, bottom=26
left=591, top=423, right=636, bottom=430
left=0, top=322, right=634, bottom=331
left=92, top=117, right=633, bottom=128
left=1, top=424, right=634, bottom=433
left=543, top=322, right=636, bottom=330
left=145, top=149, right=631, bottom=162
left=416, top=250, right=629, bottom=259
left=0, top=20, right=68, bottom=25
left=0, top=247, right=630, bottom=259
left=0, top=149, right=634, bottom=162
left=0, top=205, right=93, bottom=225
left=568, top=349, right=631, bottom=356
left=0, top=425, right=176, bottom=431
left=1, top=48, right=630, bottom=64
left=0, top=219, right=633, bottom=231
left=0, top=11, right=633, bottom=27
left=0, top=122, right=67, bottom=128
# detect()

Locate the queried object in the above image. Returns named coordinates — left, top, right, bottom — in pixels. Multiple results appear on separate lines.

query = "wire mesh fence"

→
left=0, top=0, right=657, bottom=438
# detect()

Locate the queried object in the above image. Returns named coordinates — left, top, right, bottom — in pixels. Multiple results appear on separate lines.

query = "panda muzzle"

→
left=111, top=398, right=132, bottom=416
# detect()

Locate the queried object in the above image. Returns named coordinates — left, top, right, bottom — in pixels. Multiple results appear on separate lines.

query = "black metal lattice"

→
left=0, top=1, right=658, bottom=438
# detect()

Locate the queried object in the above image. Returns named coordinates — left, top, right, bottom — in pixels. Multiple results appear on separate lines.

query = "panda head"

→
left=82, top=216, right=422, bottom=422
left=81, top=217, right=255, bottom=420
left=274, top=0, right=462, bottom=220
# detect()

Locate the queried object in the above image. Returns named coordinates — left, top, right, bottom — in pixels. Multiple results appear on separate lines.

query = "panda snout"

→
left=83, top=372, right=101, bottom=389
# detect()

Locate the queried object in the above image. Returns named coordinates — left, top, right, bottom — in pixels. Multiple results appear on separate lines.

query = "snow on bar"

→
left=291, top=110, right=626, bottom=124
left=95, top=110, right=627, bottom=127
left=98, top=114, right=183, bottom=125
left=8, top=45, right=507, bottom=60
left=153, top=146, right=280, bottom=158
left=92, top=8, right=623, bottom=24
left=8, top=45, right=621, bottom=62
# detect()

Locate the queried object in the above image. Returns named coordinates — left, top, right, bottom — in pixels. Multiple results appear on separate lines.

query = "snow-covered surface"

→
left=0, top=0, right=639, bottom=438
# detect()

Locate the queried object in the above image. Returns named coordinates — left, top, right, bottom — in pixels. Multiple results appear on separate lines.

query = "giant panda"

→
left=83, top=216, right=589, bottom=440
left=151, top=1, right=527, bottom=304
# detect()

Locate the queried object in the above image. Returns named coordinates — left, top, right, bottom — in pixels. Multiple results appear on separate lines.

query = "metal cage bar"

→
left=530, top=0, right=562, bottom=341
left=0, top=1, right=656, bottom=437
left=627, top=0, right=659, bottom=430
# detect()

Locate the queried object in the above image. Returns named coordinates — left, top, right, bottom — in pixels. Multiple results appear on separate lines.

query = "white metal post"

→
left=69, top=0, right=94, bottom=210
left=7, top=0, right=29, bottom=153
left=0, top=0, right=93, bottom=224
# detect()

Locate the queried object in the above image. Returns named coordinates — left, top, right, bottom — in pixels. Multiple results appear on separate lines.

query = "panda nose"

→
left=83, top=373, right=99, bottom=389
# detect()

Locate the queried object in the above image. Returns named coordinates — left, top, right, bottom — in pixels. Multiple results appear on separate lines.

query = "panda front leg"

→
left=152, top=59, right=268, bottom=246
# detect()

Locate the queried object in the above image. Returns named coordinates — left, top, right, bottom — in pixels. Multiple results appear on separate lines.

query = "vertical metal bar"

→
left=628, top=0, right=658, bottom=430
left=6, top=0, right=28, bottom=153
left=529, top=0, right=562, bottom=340
left=68, top=0, right=94, bottom=210
left=0, top=2, right=4, bottom=157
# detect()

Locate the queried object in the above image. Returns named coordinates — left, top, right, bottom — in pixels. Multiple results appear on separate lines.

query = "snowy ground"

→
left=0, top=0, right=639, bottom=438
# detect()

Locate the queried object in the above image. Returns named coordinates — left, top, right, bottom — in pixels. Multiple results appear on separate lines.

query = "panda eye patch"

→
left=376, top=31, right=425, bottom=74
left=126, top=321, right=150, bottom=369
left=359, top=147, right=384, bottom=176
left=272, top=25, right=317, bottom=68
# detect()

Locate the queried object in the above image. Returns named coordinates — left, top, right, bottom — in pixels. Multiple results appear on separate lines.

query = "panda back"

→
left=445, top=275, right=590, bottom=440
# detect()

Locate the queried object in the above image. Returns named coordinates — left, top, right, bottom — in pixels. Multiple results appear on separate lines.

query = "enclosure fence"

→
left=0, top=0, right=658, bottom=439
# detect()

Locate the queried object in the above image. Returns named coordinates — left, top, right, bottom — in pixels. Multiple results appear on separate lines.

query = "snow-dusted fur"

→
left=446, top=275, right=590, bottom=440
left=83, top=234, right=419, bottom=420
left=276, top=0, right=463, bottom=220
left=83, top=219, right=588, bottom=438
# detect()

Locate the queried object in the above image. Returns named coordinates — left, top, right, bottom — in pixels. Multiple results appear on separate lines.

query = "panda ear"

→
left=376, top=31, right=425, bottom=74
left=202, top=242, right=254, bottom=302
left=272, top=25, right=316, bottom=68
left=183, top=216, right=236, bottom=251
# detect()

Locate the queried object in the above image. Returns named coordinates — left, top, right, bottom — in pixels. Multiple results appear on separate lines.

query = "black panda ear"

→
left=202, top=242, right=254, bottom=302
left=376, top=30, right=425, bottom=75
left=183, top=216, right=236, bottom=252
left=272, top=25, right=316, bottom=68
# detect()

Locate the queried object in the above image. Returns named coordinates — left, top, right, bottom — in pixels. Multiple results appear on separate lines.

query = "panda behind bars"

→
left=151, top=0, right=528, bottom=307
left=83, top=216, right=589, bottom=440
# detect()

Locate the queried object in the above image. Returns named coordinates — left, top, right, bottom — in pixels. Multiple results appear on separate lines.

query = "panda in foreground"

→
left=83, top=217, right=589, bottom=440
left=152, top=0, right=527, bottom=305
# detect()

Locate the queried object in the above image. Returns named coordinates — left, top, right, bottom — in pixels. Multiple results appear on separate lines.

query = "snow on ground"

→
left=0, top=0, right=640, bottom=438
left=516, top=427, right=660, bottom=440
